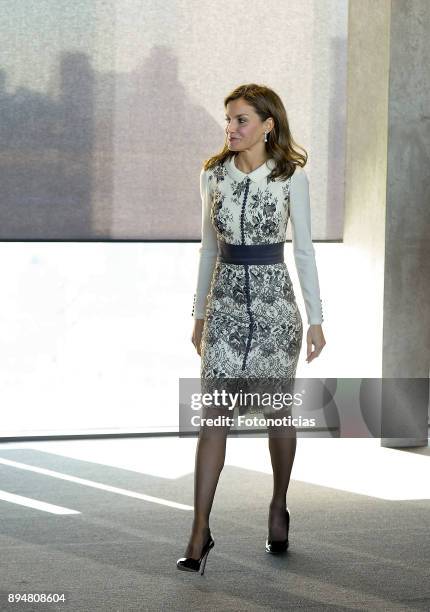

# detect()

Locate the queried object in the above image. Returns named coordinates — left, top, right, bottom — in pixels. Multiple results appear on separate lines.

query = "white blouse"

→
left=192, top=155, right=324, bottom=325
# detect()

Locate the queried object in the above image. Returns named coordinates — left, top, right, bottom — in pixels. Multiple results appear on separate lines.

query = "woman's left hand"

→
left=306, top=324, right=326, bottom=363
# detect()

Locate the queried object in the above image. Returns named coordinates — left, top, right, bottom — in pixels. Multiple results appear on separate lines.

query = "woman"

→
left=177, top=83, right=326, bottom=575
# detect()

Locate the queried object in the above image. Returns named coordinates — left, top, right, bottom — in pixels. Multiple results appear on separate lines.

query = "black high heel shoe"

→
left=265, top=507, right=290, bottom=554
left=176, top=531, right=215, bottom=575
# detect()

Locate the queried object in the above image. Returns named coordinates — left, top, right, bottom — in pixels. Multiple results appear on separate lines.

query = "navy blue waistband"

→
left=217, top=240, right=284, bottom=264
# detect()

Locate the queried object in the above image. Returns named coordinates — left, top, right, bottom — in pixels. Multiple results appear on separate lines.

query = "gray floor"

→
left=0, top=441, right=429, bottom=611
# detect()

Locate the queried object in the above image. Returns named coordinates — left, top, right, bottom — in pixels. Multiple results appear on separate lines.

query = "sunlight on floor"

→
left=1, top=436, right=428, bottom=502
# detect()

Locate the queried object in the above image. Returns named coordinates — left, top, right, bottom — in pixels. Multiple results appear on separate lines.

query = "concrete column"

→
left=345, top=0, right=429, bottom=448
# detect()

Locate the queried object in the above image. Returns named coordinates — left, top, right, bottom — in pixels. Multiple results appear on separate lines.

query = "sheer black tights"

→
left=267, top=423, right=297, bottom=540
left=183, top=410, right=297, bottom=558
left=183, top=407, right=231, bottom=559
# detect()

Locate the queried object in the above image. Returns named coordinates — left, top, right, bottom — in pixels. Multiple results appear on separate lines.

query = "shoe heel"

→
left=200, top=548, right=210, bottom=575
left=177, top=534, right=214, bottom=575
left=265, top=506, right=290, bottom=554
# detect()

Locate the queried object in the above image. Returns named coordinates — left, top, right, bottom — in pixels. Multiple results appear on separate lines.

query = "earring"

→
left=264, top=131, right=268, bottom=143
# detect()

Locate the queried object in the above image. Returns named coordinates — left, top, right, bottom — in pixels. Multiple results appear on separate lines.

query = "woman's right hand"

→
left=192, top=318, right=205, bottom=356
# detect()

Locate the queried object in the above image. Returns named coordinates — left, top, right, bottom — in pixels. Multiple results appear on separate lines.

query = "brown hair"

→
left=203, top=83, right=307, bottom=181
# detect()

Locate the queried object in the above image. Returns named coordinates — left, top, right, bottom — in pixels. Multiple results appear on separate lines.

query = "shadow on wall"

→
left=0, top=45, right=221, bottom=240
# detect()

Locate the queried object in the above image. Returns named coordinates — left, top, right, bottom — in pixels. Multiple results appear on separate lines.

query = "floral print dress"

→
left=191, top=154, right=323, bottom=414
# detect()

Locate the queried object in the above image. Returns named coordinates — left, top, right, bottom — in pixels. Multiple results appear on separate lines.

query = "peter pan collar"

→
left=225, top=154, right=276, bottom=183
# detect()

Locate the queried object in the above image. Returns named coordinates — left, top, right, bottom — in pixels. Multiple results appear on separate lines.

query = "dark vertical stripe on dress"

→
left=240, top=177, right=254, bottom=371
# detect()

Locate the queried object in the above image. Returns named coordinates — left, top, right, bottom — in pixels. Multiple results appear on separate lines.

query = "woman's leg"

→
left=183, top=406, right=231, bottom=558
left=266, top=422, right=297, bottom=540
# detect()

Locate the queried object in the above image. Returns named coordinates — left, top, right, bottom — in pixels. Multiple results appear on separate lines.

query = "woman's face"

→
left=225, top=98, right=268, bottom=150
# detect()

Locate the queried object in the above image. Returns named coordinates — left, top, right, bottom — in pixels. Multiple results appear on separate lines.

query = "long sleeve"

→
left=289, top=167, right=324, bottom=325
left=191, top=168, right=219, bottom=319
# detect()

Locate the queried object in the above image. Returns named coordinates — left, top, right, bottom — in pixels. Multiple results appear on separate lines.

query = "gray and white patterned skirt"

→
left=200, top=258, right=303, bottom=416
